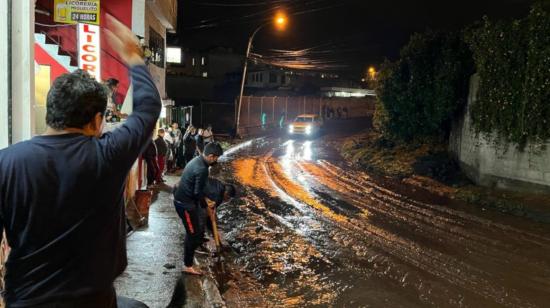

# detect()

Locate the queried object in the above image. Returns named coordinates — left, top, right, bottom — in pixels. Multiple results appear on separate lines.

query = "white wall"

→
left=132, top=0, right=146, bottom=37
left=450, top=75, right=550, bottom=194
left=11, top=0, right=35, bottom=143
left=0, top=0, right=9, bottom=148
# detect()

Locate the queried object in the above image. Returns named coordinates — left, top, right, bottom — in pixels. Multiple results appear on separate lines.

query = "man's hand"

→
left=105, top=14, right=145, bottom=67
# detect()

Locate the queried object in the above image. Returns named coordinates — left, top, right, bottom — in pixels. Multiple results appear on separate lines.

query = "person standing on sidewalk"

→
left=182, top=125, right=197, bottom=168
left=169, top=122, right=183, bottom=169
left=154, top=128, right=169, bottom=182
left=173, top=143, right=224, bottom=275
left=163, top=126, right=176, bottom=173
left=144, top=138, right=160, bottom=187
left=195, top=128, right=205, bottom=157
left=202, top=125, right=214, bottom=146
left=0, top=16, right=159, bottom=307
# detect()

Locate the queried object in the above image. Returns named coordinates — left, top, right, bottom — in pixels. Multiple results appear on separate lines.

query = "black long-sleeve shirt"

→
left=0, top=65, right=161, bottom=307
left=174, top=156, right=209, bottom=204
left=144, top=140, right=157, bottom=160
left=203, top=178, right=225, bottom=207
left=183, top=132, right=196, bottom=156
left=154, top=136, right=168, bottom=156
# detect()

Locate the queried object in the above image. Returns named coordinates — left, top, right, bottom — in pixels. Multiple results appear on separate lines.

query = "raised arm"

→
left=99, top=15, right=161, bottom=167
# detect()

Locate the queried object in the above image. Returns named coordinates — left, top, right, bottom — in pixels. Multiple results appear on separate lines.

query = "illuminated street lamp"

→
left=236, top=13, right=288, bottom=135
left=368, top=66, right=376, bottom=80
left=275, top=13, right=287, bottom=30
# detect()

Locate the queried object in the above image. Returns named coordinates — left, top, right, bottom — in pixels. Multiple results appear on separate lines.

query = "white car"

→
left=288, top=114, right=323, bottom=136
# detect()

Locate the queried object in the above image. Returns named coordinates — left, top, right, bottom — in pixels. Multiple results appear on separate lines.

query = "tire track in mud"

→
left=302, top=161, right=550, bottom=263
left=230, top=156, right=426, bottom=307
left=262, top=156, right=538, bottom=308
left=296, top=160, right=550, bottom=306
left=225, top=140, right=550, bottom=307
left=226, top=157, right=343, bottom=306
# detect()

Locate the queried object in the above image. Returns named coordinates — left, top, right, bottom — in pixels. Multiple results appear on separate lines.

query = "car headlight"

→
left=289, top=124, right=294, bottom=133
left=305, top=125, right=312, bottom=134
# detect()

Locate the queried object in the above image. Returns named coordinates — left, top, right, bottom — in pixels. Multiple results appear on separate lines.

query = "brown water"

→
left=212, top=131, right=550, bottom=307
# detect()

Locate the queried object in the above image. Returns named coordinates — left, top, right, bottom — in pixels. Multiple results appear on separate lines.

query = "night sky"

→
left=171, top=0, right=536, bottom=77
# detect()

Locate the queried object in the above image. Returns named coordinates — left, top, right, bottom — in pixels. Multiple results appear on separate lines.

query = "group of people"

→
left=142, top=123, right=215, bottom=187
left=140, top=123, right=235, bottom=277
left=323, top=105, right=349, bottom=119
left=0, top=17, right=231, bottom=307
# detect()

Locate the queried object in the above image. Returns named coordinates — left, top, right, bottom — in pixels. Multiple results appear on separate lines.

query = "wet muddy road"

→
left=211, top=121, right=550, bottom=308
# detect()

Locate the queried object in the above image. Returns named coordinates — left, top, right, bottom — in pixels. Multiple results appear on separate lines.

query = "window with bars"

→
left=148, top=28, right=165, bottom=68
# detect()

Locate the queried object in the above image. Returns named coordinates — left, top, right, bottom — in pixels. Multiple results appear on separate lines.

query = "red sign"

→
left=78, top=23, right=101, bottom=81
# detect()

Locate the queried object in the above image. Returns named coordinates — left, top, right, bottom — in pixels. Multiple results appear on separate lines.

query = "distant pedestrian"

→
left=183, top=125, right=197, bottom=167
left=173, top=143, right=224, bottom=275
left=337, top=107, right=342, bottom=119
left=144, top=138, right=160, bottom=187
left=328, top=106, right=335, bottom=119
left=261, top=112, right=267, bottom=130
left=155, top=128, right=168, bottom=182
left=343, top=106, right=349, bottom=119
left=195, top=128, right=205, bottom=156
left=169, top=122, right=183, bottom=168
left=279, top=111, right=286, bottom=129
left=164, top=126, right=175, bottom=172
left=202, top=125, right=214, bottom=145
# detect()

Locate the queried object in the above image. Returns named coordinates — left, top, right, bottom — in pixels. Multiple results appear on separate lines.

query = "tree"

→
left=377, top=30, right=474, bottom=141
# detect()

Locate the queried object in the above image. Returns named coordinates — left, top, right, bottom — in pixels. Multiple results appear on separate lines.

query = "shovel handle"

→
left=207, top=205, right=222, bottom=250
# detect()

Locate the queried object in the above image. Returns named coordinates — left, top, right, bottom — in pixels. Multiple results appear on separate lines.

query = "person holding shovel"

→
left=201, top=179, right=236, bottom=249
left=173, top=142, right=224, bottom=275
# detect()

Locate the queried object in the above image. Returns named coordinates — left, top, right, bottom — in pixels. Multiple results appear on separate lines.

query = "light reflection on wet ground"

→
left=212, top=128, right=550, bottom=308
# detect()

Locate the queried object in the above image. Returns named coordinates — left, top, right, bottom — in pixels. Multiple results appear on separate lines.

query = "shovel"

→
left=206, top=205, right=222, bottom=254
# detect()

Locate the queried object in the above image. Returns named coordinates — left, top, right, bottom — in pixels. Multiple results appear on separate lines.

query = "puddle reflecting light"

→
left=303, top=141, right=312, bottom=161
left=285, top=140, right=295, bottom=159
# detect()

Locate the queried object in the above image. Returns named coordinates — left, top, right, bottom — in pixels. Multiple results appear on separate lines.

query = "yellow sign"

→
left=54, top=0, right=100, bottom=25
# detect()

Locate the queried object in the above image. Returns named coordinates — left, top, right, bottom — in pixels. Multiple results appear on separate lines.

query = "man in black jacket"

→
left=0, top=16, right=159, bottom=307
left=144, top=139, right=159, bottom=187
left=154, top=128, right=169, bottom=182
left=201, top=179, right=236, bottom=241
left=173, top=142, right=223, bottom=275
left=204, top=179, right=236, bottom=209
left=182, top=125, right=197, bottom=168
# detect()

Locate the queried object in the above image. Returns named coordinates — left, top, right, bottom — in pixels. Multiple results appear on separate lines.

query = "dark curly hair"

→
left=46, top=69, right=109, bottom=130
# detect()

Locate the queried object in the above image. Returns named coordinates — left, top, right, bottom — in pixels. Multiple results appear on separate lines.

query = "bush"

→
left=465, top=4, right=550, bottom=149
left=376, top=31, right=474, bottom=141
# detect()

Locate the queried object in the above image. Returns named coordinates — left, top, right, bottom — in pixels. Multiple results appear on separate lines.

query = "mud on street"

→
left=204, top=119, right=550, bottom=308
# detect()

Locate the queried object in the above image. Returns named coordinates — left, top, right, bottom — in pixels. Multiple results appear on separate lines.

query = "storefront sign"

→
left=78, top=23, right=101, bottom=81
left=54, top=0, right=100, bottom=25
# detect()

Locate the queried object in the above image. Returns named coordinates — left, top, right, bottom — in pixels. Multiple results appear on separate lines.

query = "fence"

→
left=237, top=96, right=376, bottom=134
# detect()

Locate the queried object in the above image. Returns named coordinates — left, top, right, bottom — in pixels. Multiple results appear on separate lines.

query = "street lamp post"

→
left=235, top=13, right=287, bottom=136
left=235, top=24, right=266, bottom=136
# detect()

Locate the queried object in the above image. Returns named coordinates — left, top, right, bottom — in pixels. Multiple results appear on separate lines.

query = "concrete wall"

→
left=450, top=75, right=550, bottom=194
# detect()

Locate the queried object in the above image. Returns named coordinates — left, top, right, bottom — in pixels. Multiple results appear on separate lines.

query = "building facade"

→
left=1, top=0, right=176, bottom=144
